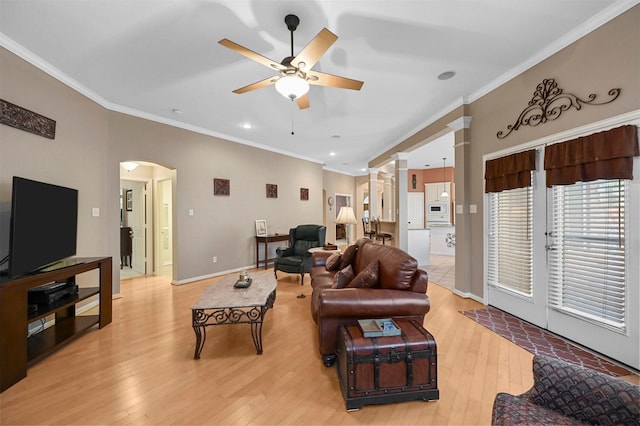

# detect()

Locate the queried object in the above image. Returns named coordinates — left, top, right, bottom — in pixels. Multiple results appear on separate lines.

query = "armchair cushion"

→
left=492, top=355, right=640, bottom=426
left=527, top=355, right=640, bottom=424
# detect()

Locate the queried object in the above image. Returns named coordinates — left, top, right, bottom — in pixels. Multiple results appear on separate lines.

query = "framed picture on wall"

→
left=266, top=184, right=278, bottom=198
left=213, top=178, right=230, bottom=196
left=125, top=189, right=133, bottom=211
left=255, top=219, right=267, bottom=237
left=300, top=187, right=309, bottom=201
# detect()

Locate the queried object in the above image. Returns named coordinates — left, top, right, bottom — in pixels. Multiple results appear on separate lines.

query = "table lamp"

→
left=336, top=206, right=357, bottom=246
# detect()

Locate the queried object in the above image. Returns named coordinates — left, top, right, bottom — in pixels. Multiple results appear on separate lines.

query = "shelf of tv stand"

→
left=28, top=314, right=100, bottom=363
left=28, top=287, right=100, bottom=322
left=26, top=287, right=101, bottom=364
left=0, top=256, right=112, bottom=392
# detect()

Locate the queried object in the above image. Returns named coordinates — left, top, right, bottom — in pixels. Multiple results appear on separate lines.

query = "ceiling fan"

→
left=218, top=14, right=364, bottom=110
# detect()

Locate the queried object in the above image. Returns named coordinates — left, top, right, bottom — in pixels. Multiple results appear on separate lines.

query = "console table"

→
left=0, top=257, right=112, bottom=392
left=255, top=234, right=289, bottom=269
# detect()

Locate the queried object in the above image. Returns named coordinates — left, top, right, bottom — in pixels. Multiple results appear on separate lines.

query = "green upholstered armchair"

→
left=274, top=224, right=326, bottom=284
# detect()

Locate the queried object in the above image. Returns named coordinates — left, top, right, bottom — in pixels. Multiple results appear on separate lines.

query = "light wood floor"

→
left=0, top=271, right=580, bottom=425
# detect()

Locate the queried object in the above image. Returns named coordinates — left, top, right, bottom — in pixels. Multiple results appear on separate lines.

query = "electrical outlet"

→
left=212, top=256, right=217, bottom=263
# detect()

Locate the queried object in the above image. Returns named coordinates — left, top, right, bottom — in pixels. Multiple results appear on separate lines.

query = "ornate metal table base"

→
left=192, top=290, right=276, bottom=358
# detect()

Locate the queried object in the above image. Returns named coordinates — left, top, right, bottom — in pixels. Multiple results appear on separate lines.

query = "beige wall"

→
left=322, top=170, right=356, bottom=244
left=387, top=5, right=640, bottom=299
left=0, top=46, right=325, bottom=293
left=0, top=47, right=110, bottom=283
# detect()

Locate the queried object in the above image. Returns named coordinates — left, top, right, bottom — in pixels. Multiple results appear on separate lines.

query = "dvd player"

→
left=28, top=283, right=78, bottom=305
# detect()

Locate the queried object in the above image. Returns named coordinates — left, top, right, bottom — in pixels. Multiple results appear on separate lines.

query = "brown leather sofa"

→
left=310, top=238, right=431, bottom=366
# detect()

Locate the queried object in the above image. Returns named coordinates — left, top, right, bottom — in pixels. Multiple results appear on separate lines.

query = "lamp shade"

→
left=275, top=75, right=309, bottom=100
left=336, top=206, right=357, bottom=224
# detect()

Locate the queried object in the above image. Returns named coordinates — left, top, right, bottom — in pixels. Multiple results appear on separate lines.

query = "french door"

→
left=486, top=142, right=639, bottom=369
left=486, top=149, right=547, bottom=328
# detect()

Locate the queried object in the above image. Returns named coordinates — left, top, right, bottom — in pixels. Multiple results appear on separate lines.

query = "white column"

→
left=381, top=173, right=394, bottom=220
left=368, top=168, right=379, bottom=220
left=392, top=153, right=409, bottom=251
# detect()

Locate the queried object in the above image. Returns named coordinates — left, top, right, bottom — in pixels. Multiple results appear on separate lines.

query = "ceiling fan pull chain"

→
left=291, top=101, right=295, bottom=135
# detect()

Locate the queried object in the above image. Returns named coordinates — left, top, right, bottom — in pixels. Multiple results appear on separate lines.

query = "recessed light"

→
left=331, top=135, right=341, bottom=139
left=242, top=123, right=252, bottom=129
left=437, top=71, right=456, bottom=80
left=172, top=108, right=183, bottom=114
left=330, top=152, right=336, bottom=156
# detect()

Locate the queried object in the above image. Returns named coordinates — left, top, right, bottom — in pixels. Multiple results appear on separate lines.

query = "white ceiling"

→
left=1, top=0, right=636, bottom=174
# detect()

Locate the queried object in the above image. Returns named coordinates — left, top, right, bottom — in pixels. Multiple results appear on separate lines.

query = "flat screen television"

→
left=8, top=177, right=78, bottom=278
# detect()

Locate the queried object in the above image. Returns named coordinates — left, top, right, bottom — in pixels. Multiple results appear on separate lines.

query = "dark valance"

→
left=485, top=149, right=536, bottom=193
left=544, top=125, right=639, bottom=187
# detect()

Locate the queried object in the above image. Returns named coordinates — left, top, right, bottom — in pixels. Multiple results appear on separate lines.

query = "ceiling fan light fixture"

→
left=275, top=75, right=309, bottom=100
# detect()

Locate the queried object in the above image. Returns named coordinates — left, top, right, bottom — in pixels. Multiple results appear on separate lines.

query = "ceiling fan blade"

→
left=296, top=93, right=310, bottom=110
left=232, top=76, right=278, bottom=94
left=291, top=28, right=337, bottom=71
left=219, top=38, right=287, bottom=71
left=307, top=70, right=364, bottom=91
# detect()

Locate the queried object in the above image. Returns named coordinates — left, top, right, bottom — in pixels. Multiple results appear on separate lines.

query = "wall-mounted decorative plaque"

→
left=0, top=98, right=56, bottom=139
left=300, top=188, right=309, bottom=201
left=266, top=184, right=278, bottom=198
left=214, top=178, right=230, bottom=196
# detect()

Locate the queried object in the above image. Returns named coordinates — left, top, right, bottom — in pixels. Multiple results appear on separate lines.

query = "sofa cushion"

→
left=340, top=244, right=359, bottom=269
left=347, top=261, right=379, bottom=288
left=333, top=265, right=355, bottom=289
left=354, top=242, right=417, bottom=290
left=326, top=253, right=342, bottom=271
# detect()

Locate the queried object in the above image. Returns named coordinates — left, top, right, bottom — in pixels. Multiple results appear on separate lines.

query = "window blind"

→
left=548, top=179, right=626, bottom=331
left=487, top=182, right=533, bottom=297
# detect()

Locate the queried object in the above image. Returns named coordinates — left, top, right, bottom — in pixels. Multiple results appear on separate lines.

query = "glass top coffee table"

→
left=191, top=270, right=276, bottom=358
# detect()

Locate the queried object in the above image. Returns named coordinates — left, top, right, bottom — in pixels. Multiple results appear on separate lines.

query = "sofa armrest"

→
left=492, top=393, right=576, bottom=426
left=318, top=287, right=430, bottom=318
left=526, top=355, right=640, bottom=425
left=312, top=251, right=332, bottom=267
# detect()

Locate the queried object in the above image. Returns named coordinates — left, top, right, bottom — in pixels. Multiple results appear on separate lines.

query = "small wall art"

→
left=266, top=184, right=278, bottom=198
left=300, top=187, right=309, bottom=201
left=213, top=178, right=230, bottom=196
left=125, top=190, right=133, bottom=211
left=255, top=219, right=267, bottom=236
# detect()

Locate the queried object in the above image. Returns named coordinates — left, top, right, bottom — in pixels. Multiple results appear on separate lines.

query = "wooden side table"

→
left=255, top=234, right=289, bottom=269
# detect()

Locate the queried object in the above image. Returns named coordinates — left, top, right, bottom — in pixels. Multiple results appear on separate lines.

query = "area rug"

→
left=460, top=306, right=636, bottom=377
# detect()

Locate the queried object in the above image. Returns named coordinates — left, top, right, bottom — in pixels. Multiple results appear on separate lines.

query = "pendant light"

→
left=441, top=157, right=449, bottom=198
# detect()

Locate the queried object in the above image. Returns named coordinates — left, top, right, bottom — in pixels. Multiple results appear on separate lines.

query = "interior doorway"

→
left=120, top=161, right=175, bottom=281
left=157, top=179, right=173, bottom=279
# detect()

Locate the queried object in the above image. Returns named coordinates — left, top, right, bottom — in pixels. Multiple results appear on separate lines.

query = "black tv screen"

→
left=8, top=177, right=78, bottom=278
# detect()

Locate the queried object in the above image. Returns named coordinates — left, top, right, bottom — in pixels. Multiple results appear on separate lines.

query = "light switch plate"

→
left=470, top=204, right=477, bottom=214
left=456, top=204, right=463, bottom=214
left=92, top=207, right=100, bottom=217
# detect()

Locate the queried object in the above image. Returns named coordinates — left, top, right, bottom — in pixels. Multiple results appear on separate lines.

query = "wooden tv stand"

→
left=0, top=257, right=112, bottom=392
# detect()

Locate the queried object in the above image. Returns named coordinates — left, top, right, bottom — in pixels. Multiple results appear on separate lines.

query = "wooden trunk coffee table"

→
left=191, top=271, right=276, bottom=358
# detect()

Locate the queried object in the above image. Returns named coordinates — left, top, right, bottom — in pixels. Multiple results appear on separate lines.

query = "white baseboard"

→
left=172, top=264, right=257, bottom=285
